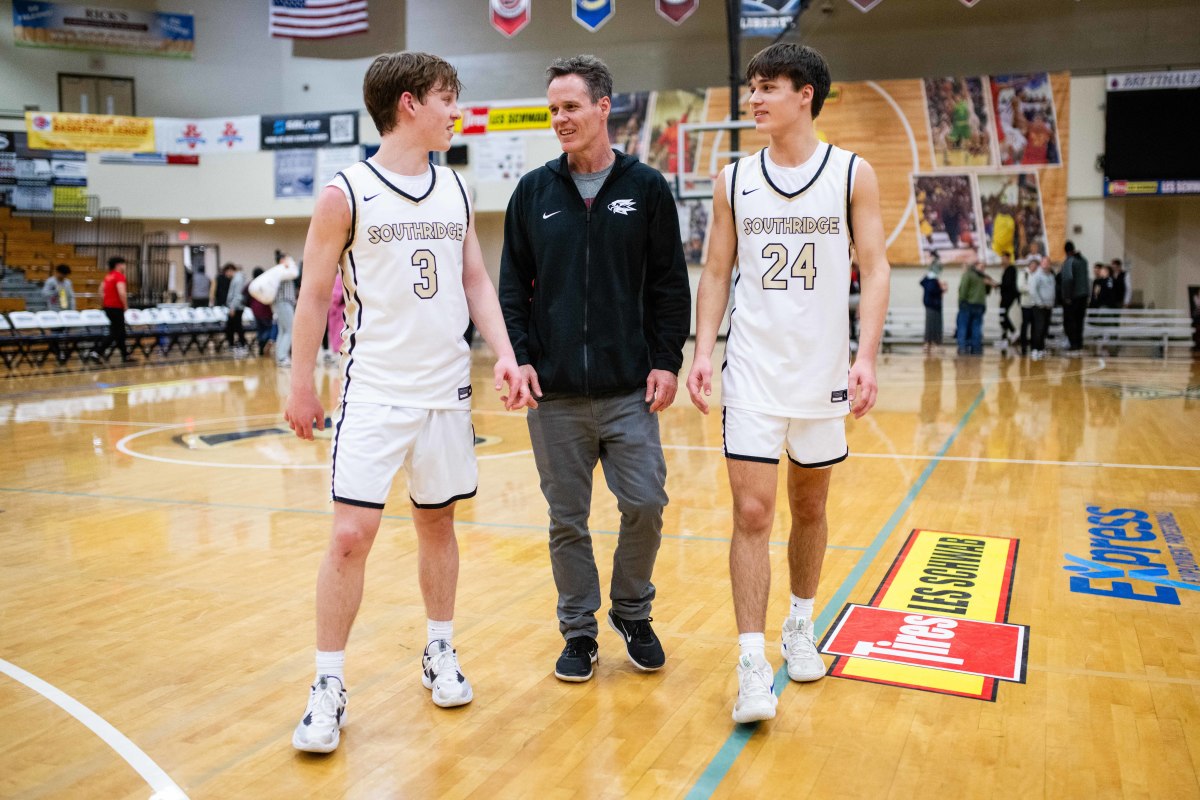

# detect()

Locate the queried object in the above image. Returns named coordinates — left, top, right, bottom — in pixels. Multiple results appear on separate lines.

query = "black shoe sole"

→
left=554, top=652, right=597, bottom=683
left=607, top=614, right=665, bottom=672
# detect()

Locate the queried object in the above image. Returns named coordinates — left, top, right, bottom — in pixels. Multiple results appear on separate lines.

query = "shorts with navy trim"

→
left=331, top=402, right=477, bottom=509
left=722, top=406, right=848, bottom=468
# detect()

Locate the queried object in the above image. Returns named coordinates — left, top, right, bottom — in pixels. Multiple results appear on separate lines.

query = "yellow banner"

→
left=26, top=112, right=155, bottom=153
left=487, top=106, right=551, bottom=131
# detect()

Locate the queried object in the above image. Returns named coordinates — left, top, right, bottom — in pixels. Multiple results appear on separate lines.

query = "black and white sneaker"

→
left=422, top=640, right=473, bottom=708
left=292, top=675, right=348, bottom=753
left=554, top=636, right=598, bottom=682
left=607, top=610, right=666, bottom=671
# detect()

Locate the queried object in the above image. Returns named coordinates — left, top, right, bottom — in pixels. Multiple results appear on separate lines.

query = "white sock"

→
left=790, top=595, right=815, bottom=621
left=427, top=618, right=453, bottom=646
left=315, top=650, right=345, bottom=685
left=738, top=632, right=766, bottom=661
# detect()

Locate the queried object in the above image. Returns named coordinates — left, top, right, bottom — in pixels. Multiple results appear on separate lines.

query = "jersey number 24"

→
left=761, top=242, right=816, bottom=291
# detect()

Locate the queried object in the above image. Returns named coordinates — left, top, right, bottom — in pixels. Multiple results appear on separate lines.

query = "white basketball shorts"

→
left=331, top=402, right=477, bottom=509
left=722, top=406, right=848, bottom=468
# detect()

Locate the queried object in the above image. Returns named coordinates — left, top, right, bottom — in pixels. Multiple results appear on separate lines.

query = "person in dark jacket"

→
left=1060, top=240, right=1090, bottom=353
left=998, top=255, right=1018, bottom=349
left=499, top=54, right=691, bottom=683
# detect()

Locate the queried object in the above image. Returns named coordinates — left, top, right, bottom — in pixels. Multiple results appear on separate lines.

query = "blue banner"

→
left=573, top=0, right=614, bottom=31
left=13, top=1, right=194, bottom=58
left=740, top=0, right=804, bottom=38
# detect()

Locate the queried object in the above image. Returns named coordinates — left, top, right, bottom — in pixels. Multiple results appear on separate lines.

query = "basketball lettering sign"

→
left=820, top=529, right=1028, bottom=701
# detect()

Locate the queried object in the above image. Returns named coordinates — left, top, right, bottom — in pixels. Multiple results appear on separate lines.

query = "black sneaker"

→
left=554, top=635, right=598, bottom=682
left=607, top=610, right=666, bottom=671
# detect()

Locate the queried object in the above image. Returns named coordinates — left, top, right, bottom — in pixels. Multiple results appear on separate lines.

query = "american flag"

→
left=269, top=0, right=369, bottom=39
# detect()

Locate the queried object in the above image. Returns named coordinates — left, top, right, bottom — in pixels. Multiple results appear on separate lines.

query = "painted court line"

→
left=0, top=487, right=868, bottom=551
left=0, top=658, right=188, bottom=800
left=685, top=387, right=988, bottom=799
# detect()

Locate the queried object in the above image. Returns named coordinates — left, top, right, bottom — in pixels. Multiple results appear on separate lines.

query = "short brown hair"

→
left=363, top=51, right=463, bottom=135
left=546, top=54, right=613, bottom=103
left=746, top=43, right=832, bottom=119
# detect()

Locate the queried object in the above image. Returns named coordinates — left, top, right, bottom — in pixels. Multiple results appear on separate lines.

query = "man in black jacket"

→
left=500, top=54, right=691, bottom=683
left=1060, top=240, right=1090, bottom=354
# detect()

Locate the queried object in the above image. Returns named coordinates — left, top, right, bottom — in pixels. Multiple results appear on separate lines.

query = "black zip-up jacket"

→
left=499, top=150, right=691, bottom=398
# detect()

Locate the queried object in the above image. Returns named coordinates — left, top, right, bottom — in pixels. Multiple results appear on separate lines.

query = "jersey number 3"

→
left=761, top=242, right=816, bottom=291
left=412, top=249, right=438, bottom=299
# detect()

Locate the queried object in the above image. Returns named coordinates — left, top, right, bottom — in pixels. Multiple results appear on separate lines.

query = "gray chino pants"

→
left=526, top=389, right=668, bottom=640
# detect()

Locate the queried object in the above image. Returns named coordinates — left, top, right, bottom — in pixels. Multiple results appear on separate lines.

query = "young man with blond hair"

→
left=285, top=51, right=529, bottom=752
left=686, top=43, right=890, bottom=724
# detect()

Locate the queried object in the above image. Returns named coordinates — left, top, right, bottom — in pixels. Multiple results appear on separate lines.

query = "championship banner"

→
left=740, top=0, right=804, bottom=37
left=573, top=0, right=614, bottom=31
left=845, top=0, right=883, bottom=11
left=260, top=111, right=358, bottom=150
left=155, top=116, right=260, bottom=154
left=656, top=0, right=697, bottom=25
left=12, top=1, right=194, bottom=58
left=25, top=111, right=154, bottom=152
left=487, top=106, right=551, bottom=132
left=489, top=0, right=531, bottom=37
left=819, top=529, right=1028, bottom=701
left=960, top=0, right=983, bottom=6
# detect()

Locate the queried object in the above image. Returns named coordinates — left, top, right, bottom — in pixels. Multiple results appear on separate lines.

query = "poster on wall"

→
left=912, top=174, right=980, bottom=264
left=9, top=132, right=87, bottom=212
left=608, top=92, right=650, bottom=160
left=0, top=132, right=15, bottom=186
left=922, top=77, right=995, bottom=168
left=645, top=89, right=706, bottom=175
left=474, top=136, right=525, bottom=182
left=677, top=197, right=711, bottom=266
left=12, top=0, right=195, bottom=58
left=274, top=149, right=315, bottom=198
left=316, top=146, right=361, bottom=189
left=977, top=172, right=1048, bottom=264
left=989, top=73, right=1061, bottom=167
left=261, top=112, right=358, bottom=150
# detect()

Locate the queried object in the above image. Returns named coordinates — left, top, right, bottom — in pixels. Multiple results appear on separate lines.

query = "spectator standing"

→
left=89, top=256, right=135, bottom=363
left=190, top=267, right=212, bottom=308
left=1059, top=241, right=1090, bottom=353
left=247, top=267, right=275, bottom=356
left=42, top=264, right=75, bottom=310
left=1017, top=255, right=1038, bottom=355
left=957, top=262, right=988, bottom=355
left=1029, top=256, right=1056, bottom=360
left=920, top=259, right=946, bottom=352
left=222, top=263, right=249, bottom=358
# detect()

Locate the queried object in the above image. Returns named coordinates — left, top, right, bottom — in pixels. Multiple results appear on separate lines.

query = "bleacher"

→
left=0, top=305, right=257, bottom=374
left=881, top=306, right=1196, bottom=357
left=0, top=207, right=106, bottom=310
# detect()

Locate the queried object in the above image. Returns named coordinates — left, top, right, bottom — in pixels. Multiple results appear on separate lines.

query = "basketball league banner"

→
left=573, top=0, right=614, bottom=31
left=819, top=529, right=1028, bottom=701
left=489, top=0, right=531, bottom=37
left=656, top=0, right=698, bottom=25
left=25, top=112, right=155, bottom=152
left=155, top=116, right=260, bottom=155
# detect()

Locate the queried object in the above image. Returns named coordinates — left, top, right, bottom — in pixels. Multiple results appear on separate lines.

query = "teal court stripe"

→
left=0, top=487, right=868, bottom=551
left=685, top=386, right=987, bottom=800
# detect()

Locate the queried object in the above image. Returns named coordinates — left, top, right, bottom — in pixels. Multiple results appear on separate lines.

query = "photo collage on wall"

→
left=915, top=72, right=1059, bottom=264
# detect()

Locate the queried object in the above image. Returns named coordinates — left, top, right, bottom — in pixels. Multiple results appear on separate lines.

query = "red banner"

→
left=656, top=0, right=697, bottom=25
left=490, top=0, right=531, bottom=37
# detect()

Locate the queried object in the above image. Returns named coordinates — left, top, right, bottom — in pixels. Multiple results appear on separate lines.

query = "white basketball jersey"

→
left=332, top=161, right=472, bottom=409
left=722, top=143, right=857, bottom=418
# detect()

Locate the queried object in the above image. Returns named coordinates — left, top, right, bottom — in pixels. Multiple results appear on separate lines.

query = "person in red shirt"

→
left=89, top=256, right=136, bottom=363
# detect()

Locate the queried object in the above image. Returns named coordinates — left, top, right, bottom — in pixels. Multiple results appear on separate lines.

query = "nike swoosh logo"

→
left=741, top=188, right=759, bottom=195
left=542, top=210, right=563, bottom=219
left=363, top=193, right=380, bottom=202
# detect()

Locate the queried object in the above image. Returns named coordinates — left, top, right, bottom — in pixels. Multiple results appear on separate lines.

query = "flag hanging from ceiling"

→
left=960, top=0, right=983, bottom=6
left=573, top=0, right=615, bottom=31
left=845, top=0, right=884, bottom=10
left=656, top=0, right=698, bottom=25
left=490, top=0, right=532, bottom=37
left=269, top=0, right=369, bottom=39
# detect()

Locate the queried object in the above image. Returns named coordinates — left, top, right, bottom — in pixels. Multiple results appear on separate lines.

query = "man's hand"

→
left=847, top=358, right=878, bottom=419
left=514, top=364, right=542, bottom=410
left=496, top=356, right=533, bottom=410
left=685, top=355, right=713, bottom=414
left=645, top=369, right=678, bottom=413
left=284, top=386, right=325, bottom=440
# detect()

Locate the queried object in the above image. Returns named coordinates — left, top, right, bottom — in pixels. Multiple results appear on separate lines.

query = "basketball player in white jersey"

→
left=686, top=43, right=890, bottom=724
left=284, top=52, right=529, bottom=753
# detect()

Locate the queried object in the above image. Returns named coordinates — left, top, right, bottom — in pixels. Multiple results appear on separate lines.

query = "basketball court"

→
left=3, top=346, right=1198, bottom=798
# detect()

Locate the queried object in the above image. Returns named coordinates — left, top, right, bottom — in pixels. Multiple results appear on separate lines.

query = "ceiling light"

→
left=265, top=218, right=276, bottom=225
left=180, top=217, right=190, bottom=224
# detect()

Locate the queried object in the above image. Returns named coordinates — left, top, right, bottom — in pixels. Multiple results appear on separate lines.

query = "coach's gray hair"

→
left=546, top=54, right=613, bottom=103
